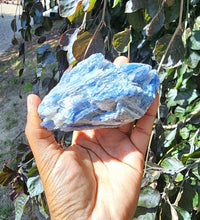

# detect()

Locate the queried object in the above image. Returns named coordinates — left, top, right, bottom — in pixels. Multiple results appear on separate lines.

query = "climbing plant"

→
left=0, top=0, right=200, bottom=219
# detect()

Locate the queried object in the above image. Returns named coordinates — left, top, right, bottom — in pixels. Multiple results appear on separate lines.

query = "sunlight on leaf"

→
left=171, top=205, right=191, bottom=219
left=60, top=28, right=79, bottom=64
left=59, top=0, right=97, bottom=21
left=163, top=128, right=177, bottom=148
left=125, top=0, right=145, bottom=13
left=154, top=32, right=184, bottom=69
left=182, top=149, right=200, bottom=164
left=112, top=29, right=132, bottom=53
left=170, top=204, right=178, bottom=220
left=161, top=157, right=184, bottom=173
left=14, top=194, right=29, bottom=220
left=133, top=206, right=156, bottom=219
left=138, top=186, right=160, bottom=208
left=35, top=193, right=49, bottom=218
left=27, top=174, right=44, bottom=198
left=73, top=30, right=104, bottom=61
left=178, top=182, right=198, bottom=212
left=189, top=31, right=200, bottom=50
left=113, top=0, right=119, bottom=8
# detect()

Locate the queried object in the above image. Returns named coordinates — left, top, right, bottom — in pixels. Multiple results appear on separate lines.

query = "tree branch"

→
left=157, top=0, right=184, bottom=73
left=83, top=0, right=107, bottom=59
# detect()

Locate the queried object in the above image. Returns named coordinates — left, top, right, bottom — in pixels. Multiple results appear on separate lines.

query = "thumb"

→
left=25, top=94, right=58, bottom=163
left=113, top=56, right=129, bottom=68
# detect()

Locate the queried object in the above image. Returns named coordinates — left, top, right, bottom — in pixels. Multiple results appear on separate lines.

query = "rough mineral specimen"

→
left=38, top=53, right=159, bottom=132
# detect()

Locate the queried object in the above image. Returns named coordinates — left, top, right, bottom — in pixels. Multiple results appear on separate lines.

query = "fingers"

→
left=25, top=94, right=58, bottom=162
left=130, top=94, right=159, bottom=156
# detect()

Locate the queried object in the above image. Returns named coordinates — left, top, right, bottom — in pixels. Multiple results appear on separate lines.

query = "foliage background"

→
left=0, top=0, right=200, bottom=219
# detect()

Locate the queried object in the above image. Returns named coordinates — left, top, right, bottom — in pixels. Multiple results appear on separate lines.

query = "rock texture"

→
left=38, top=53, right=159, bottom=132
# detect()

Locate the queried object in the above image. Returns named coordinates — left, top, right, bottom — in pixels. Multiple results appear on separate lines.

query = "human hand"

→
left=25, top=57, right=159, bottom=220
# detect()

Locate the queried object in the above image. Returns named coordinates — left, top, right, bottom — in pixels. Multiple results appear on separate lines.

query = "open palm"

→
left=25, top=57, right=159, bottom=220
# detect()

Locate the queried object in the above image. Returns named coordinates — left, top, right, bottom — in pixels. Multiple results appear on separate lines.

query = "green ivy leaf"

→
left=154, top=32, right=184, bottom=69
left=14, top=194, right=29, bottom=220
left=178, top=182, right=198, bottom=212
left=198, top=163, right=200, bottom=176
left=133, top=207, right=156, bottom=219
left=142, top=162, right=161, bottom=187
left=189, top=31, right=200, bottom=50
left=182, top=149, right=200, bottom=164
left=185, top=98, right=200, bottom=115
left=163, top=128, right=177, bottom=148
left=112, top=29, right=132, bottom=53
left=180, top=127, right=190, bottom=140
left=175, top=63, right=187, bottom=89
left=138, top=186, right=160, bottom=208
left=27, top=174, right=44, bottom=198
left=161, top=157, right=184, bottom=173
left=185, top=50, right=200, bottom=68
left=175, top=173, right=184, bottom=182
left=195, top=16, right=200, bottom=25
left=167, top=88, right=198, bottom=107
left=170, top=205, right=191, bottom=220
left=174, top=106, right=185, bottom=120
left=35, top=193, right=49, bottom=218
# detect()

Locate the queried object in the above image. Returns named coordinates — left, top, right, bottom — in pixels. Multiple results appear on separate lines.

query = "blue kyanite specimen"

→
left=38, top=53, right=159, bottom=132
